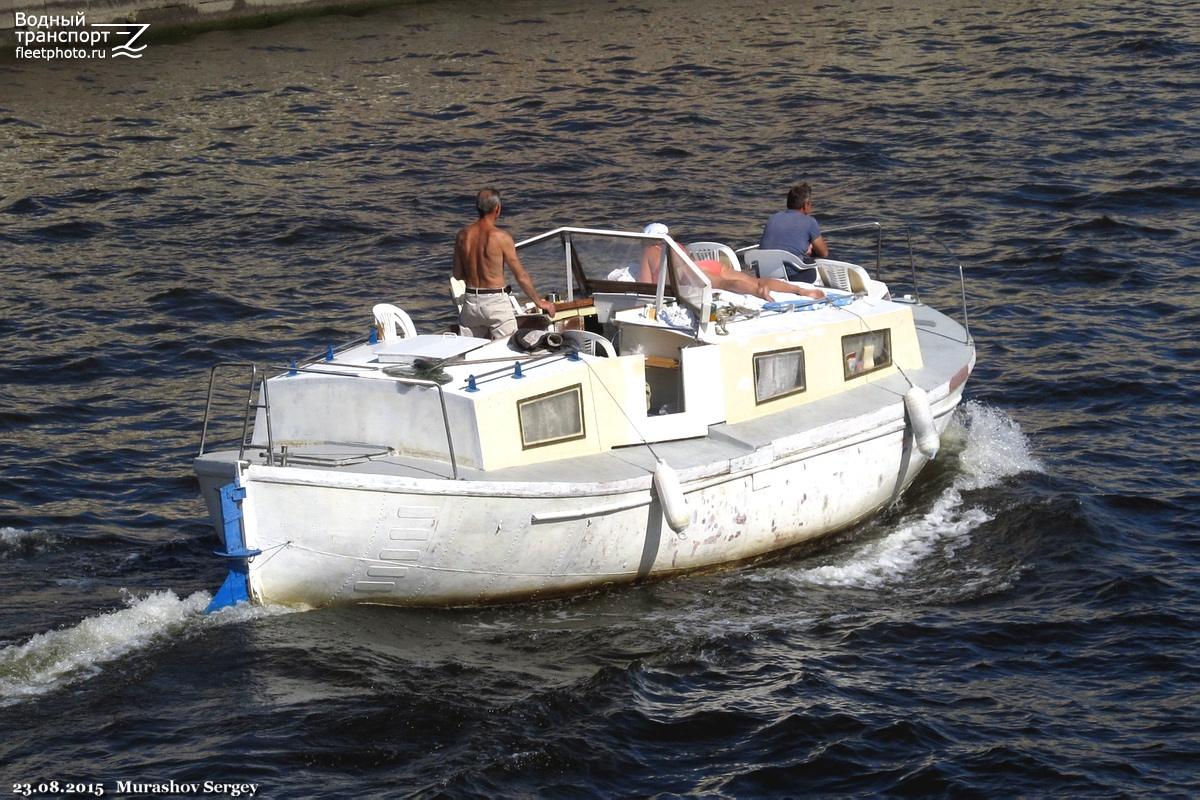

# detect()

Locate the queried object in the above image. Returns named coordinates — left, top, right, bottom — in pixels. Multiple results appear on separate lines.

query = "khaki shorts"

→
left=459, top=292, right=517, bottom=340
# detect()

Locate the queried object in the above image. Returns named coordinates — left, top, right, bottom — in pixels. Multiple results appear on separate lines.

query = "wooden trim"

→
left=586, top=279, right=667, bottom=295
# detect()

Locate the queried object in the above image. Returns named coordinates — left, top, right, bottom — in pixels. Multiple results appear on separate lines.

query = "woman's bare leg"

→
left=715, top=269, right=824, bottom=301
left=760, top=278, right=824, bottom=300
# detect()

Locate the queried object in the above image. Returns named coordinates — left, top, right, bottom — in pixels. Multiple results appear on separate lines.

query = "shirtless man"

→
left=452, top=188, right=554, bottom=340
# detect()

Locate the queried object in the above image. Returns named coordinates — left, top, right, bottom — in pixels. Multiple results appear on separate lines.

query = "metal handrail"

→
left=821, top=221, right=884, bottom=275
left=199, top=362, right=273, bottom=462
left=275, top=362, right=461, bottom=480
left=201, top=359, right=461, bottom=480
left=907, top=224, right=973, bottom=346
left=823, top=220, right=971, bottom=344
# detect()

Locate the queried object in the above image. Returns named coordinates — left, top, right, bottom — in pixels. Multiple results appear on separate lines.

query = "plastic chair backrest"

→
left=741, top=248, right=806, bottom=281
left=372, top=303, right=417, bottom=342
left=449, top=277, right=466, bottom=314
left=686, top=242, right=741, bottom=271
left=818, top=262, right=870, bottom=293
left=820, top=262, right=851, bottom=292
left=562, top=329, right=616, bottom=357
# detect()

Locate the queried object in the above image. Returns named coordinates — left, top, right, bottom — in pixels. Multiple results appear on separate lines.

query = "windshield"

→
left=516, top=229, right=646, bottom=298
left=515, top=228, right=712, bottom=322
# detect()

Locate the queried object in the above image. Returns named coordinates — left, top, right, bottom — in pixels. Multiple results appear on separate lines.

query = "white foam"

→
left=0, top=590, right=296, bottom=706
left=795, top=488, right=992, bottom=589
left=0, top=590, right=206, bottom=706
left=953, top=400, right=1043, bottom=490
left=790, top=402, right=1040, bottom=591
left=0, top=527, right=51, bottom=554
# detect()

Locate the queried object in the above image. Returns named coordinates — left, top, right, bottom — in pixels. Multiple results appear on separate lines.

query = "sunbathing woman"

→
left=638, top=224, right=824, bottom=302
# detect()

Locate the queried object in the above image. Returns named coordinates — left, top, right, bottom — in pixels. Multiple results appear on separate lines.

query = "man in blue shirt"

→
left=760, top=183, right=829, bottom=260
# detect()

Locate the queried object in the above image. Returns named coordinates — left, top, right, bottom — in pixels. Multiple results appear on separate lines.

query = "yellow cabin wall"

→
left=720, top=306, right=923, bottom=424
left=469, top=355, right=644, bottom=470
left=464, top=304, right=923, bottom=468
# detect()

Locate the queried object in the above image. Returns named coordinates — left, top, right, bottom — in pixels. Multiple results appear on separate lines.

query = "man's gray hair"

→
left=476, top=188, right=501, bottom=216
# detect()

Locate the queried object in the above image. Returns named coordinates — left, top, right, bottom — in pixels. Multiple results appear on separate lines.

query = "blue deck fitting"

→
left=513, top=361, right=524, bottom=379
left=325, top=345, right=335, bottom=362
left=206, top=480, right=262, bottom=613
left=466, top=374, right=479, bottom=392
left=368, top=327, right=378, bottom=344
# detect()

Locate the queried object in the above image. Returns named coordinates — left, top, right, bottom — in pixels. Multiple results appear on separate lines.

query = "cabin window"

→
left=842, top=330, right=892, bottom=379
left=754, top=347, right=806, bottom=404
left=518, top=384, right=586, bottom=448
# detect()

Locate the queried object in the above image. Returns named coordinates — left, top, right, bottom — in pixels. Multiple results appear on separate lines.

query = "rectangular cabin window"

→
left=754, top=347, right=806, bottom=404
left=842, top=330, right=892, bottom=379
left=518, top=384, right=586, bottom=449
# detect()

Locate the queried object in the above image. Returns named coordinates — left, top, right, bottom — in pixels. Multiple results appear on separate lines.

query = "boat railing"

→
left=198, top=359, right=461, bottom=480
left=199, top=362, right=274, bottom=462
left=823, top=220, right=972, bottom=344
left=820, top=221, right=887, bottom=274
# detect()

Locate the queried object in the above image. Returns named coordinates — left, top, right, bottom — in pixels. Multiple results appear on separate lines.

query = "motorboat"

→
left=195, top=223, right=975, bottom=610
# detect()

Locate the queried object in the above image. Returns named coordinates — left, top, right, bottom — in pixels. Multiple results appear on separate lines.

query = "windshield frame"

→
left=514, top=226, right=713, bottom=332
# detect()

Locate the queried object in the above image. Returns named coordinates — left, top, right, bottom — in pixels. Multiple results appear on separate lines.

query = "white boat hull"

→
left=203, top=395, right=959, bottom=608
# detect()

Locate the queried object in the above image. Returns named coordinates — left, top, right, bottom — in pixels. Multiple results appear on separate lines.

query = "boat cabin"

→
left=230, top=228, right=924, bottom=474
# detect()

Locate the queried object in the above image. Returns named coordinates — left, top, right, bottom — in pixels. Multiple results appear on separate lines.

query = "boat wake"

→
left=0, top=585, right=296, bottom=707
left=786, top=401, right=1041, bottom=592
left=0, top=526, right=56, bottom=557
left=1, top=403, right=1035, bottom=705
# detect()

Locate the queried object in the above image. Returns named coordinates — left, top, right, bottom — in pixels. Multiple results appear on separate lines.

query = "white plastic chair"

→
left=449, top=277, right=466, bottom=314
left=372, top=303, right=417, bottom=342
left=818, top=261, right=871, bottom=294
left=741, top=248, right=813, bottom=281
left=562, top=329, right=616, bottom=357
left=686, top=242, right=741, bottom=271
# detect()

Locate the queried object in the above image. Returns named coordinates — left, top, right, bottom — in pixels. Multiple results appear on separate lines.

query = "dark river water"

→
left=2, top=0, right=1199, bottom=795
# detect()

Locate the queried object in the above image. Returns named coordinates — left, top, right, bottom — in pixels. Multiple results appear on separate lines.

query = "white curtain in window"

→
left=755, top=350, right=804, bottom=402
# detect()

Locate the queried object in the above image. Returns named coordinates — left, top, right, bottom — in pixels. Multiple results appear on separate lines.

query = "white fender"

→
left=653, top=459, right=691, bottom=533
left=904, top=386, right=940, bottom=460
